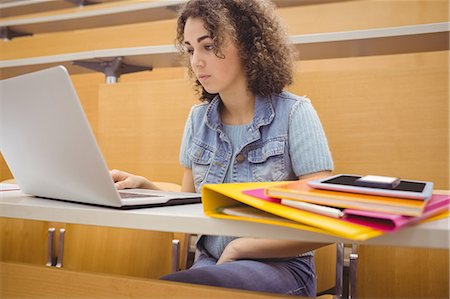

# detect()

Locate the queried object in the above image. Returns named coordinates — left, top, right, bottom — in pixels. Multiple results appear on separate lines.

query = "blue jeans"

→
left=160, top=251, right=317, bottom=297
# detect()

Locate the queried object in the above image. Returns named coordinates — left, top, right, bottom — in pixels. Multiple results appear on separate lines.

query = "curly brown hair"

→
left=176, top=0, right=296, bottom=102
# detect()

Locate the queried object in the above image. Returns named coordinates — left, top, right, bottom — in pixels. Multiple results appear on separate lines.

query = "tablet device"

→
left=307, top=174, right=433, bottom=200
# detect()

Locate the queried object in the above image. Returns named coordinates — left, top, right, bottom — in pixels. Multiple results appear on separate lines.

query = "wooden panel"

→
left=119, top=66, right=187, bottom=82
left=288, top=51, right=449, bottom=189
left=0, top=18, right=177, bottom=60
left=297, top=48, right=448, bottom=73
left=357, top=246, right=449, bottom=298
left=0, top=218, right=175, bottom=279
left=0, top=261, right=300, bottom=299
left=0, top=0, right=167, bottom=22
left=0, top=1, right=75, bottom=18
left=62, top=224, right=173, bottom=278
left=0, top=218, right=49, bottom=265
left=97, top=79, right=198, bottom=184
left=0, top=1, right=123, bottom=18
left=2, top=0, right=447, bottom=60
left=315, top=244, right=336, bottom=293
left=0, top=154, right=13, bottom=181
left=277, top=0, right=449, bottom=35
left=70, top=72, right=104, bottom=136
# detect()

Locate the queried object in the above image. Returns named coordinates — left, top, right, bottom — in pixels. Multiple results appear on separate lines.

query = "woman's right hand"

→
left=109, top=169, right=156, bottom=190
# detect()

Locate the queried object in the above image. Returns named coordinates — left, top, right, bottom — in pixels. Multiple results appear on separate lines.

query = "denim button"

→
left=236, top=153, right=245, bottom=163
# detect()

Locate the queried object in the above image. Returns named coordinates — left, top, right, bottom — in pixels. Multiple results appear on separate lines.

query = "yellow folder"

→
left=202, top=181, right=384, bottom=241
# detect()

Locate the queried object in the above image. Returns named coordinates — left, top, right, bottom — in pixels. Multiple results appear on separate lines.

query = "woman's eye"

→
left=186, top=48, right=194, bottom=55
left=204, top=44, right=214, bottom=51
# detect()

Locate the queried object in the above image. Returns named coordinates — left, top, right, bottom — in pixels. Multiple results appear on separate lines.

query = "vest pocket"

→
left=247, top=140, right=286, bottom=181
left=189, top=143, right=214, bottom=188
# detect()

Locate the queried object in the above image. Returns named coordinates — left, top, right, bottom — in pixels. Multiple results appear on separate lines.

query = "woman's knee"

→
left=160, top=270, right=194, bottom=284
left=160, top=268, right=215, bottom=285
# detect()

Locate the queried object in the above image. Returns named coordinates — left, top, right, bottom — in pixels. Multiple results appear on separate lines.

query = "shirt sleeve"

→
left=179, top=107, right=194, bottom=169
left=289, top=98, right=334, bottom=176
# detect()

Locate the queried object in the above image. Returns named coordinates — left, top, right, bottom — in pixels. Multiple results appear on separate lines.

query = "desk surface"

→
left=1, top=190, right=448, bottom=249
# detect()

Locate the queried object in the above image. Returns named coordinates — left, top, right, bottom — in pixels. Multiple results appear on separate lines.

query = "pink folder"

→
left=243, top=189, right=449, bottom=232
left=343, top=194, right=450, bottom=232
left=243, top=188, right=281, bottom=203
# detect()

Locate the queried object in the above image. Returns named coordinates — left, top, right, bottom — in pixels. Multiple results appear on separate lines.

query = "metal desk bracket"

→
left=335, top=242, right=345, bottom=298
left=73, top=57, right=152, bottom=84
left=55, top=228, right=66, bottom=268
left=64, top=0, right=96, bottom=6
left=348, top=244, right=359, bottom=299
left=0, top=27, right=32, bottom=41
left=46, top=228, right=56, bottom=267
left=334, top=243, right=360, bottom=299
left=171, top=240, right=180, bottom=273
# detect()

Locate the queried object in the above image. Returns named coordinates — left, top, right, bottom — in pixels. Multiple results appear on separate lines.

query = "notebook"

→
left=265, top=180, right=426, bottom=216
left=0, top=66, right=201, bottom=209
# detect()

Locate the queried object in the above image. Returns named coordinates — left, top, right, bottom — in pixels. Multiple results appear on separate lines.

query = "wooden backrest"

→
left=1, top=261, right=303, bottom=299
left=1, top=0, right=446, bottom=60
left=289, top=50, right=448, bottom=189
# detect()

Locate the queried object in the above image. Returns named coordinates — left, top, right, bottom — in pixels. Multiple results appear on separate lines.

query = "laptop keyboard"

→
left=119, top=192, right=162, bottom=199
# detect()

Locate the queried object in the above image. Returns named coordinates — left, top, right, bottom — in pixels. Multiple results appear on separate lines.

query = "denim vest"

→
left=188, top=92, right=300, bottom=193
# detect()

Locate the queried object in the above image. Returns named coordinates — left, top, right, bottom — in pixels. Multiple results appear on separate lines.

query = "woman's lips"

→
left=198, top=75, right=211, bottom=82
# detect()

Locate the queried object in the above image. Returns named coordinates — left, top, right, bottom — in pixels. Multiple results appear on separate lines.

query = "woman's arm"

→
left=218, top=238, right=328, bottom=264
left=181, top=168, right=196, bottom=193
left=299, top=170, right=332, bottom=181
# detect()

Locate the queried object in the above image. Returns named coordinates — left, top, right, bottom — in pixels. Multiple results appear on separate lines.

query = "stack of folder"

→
left=201, top=179, right=450, bottom=241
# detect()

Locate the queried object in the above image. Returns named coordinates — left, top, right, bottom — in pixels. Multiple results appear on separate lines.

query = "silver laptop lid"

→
left=0, top=66, right=122, bottom=207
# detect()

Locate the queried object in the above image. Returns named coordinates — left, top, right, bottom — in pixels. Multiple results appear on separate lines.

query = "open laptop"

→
left=0, top=66, right=201, bottom=209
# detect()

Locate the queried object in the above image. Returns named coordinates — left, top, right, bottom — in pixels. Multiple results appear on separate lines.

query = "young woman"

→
left=111, top=0, right=333, bottom=296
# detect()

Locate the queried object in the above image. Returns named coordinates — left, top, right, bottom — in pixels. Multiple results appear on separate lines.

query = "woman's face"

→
left=183, top=17, right=247, bottom=96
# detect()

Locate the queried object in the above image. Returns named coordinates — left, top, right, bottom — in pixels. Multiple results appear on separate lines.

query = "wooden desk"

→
left=1, top=190, right=449, bottom=249
left=1, top=190, right=449, bottom=299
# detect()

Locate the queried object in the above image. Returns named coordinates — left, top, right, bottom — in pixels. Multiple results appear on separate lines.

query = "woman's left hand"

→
left=217, top=239, right=240, bottom=265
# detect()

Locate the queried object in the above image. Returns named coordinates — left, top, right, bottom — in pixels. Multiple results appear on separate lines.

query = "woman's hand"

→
left=109, top=169, right=159, bottom=190
left=217, top=239, right=239, bottom=265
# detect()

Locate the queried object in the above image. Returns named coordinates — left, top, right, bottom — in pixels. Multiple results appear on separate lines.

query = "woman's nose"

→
left=191, top=51, right=204, bottom=68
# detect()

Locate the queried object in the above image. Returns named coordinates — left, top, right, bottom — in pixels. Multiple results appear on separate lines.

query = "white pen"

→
left=281, top=198, right=344, bottom=218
